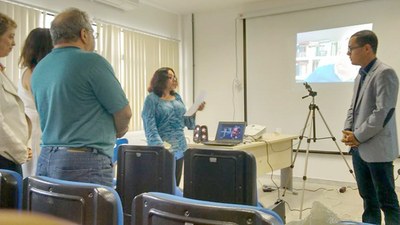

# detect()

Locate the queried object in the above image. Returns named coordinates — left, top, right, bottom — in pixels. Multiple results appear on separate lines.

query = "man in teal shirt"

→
left=32, top=8, right=131, bottom=186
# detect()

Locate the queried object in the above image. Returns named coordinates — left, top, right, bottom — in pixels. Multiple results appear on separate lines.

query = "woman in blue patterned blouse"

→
left=142, top=67, right=205, bottom=185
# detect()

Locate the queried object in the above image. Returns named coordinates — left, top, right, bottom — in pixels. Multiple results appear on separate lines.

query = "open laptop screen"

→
left=215, top=122, right=246, bottom=142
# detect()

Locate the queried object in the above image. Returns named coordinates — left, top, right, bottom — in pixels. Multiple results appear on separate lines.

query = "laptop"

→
left=202, top=121, right=246, bottom=146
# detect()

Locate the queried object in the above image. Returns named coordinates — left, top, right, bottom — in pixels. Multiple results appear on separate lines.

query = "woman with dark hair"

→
left=0, top=12, right=32, bottom=175
left=142, top=67, right=205, bottom=185
left=18, top=28, right=53, bottom=177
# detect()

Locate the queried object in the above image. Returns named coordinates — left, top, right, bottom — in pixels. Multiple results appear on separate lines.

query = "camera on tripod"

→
left=288, top=81, right=355, bottom=219
left=302, top=82, right=317, bottom=99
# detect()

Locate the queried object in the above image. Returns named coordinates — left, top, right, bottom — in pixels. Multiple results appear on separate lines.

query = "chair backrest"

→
left=23, top=176, right=123, bottom=225
left=184, top=148, right=258, bottom=206
left=113, top=138, right=129, bottom=164
left=132, top=192, right=284, bottom=225
left=0, top=169, right=23, bottom=209
left=339, top=222, right=375, bottom=225
left=116, top=145, right=176, bottom=225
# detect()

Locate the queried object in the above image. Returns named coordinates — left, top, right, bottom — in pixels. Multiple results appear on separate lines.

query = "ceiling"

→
left=141, top=0, right=270, bottom=14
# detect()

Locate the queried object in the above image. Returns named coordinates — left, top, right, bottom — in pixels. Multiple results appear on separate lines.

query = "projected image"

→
left=218, top=125, right=244, bottom=140
left=296, top=23, right=373, bottom=83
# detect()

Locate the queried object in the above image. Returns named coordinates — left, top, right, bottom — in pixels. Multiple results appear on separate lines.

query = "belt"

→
left=66, top=147, right=97, bottom=153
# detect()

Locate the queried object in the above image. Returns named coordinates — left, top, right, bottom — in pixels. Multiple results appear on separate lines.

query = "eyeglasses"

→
left=92, top=32, right=99, bottom=39
left=347, top=45, right=363, bottom=53
left=86, top=28, right=98, bottom=39
left=168, top=75, right=177, bottom=81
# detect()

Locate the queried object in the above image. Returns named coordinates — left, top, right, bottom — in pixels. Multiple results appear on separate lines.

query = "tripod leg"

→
left=281, top=108, right=312, bottom=197
left=292, top=108, right=312, bottom=165
left=299, top=125, right=313, bottom=219
left=316, top=108, right=355, bottom=179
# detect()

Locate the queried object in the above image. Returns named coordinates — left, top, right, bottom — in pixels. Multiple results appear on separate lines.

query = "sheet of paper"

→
left=184, top=91, right=207, bottom=116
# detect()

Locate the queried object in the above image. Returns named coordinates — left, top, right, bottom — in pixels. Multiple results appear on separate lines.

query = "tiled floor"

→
left=257, top=175, right=400, bottom=224
left=178, top=165, right=400, bottom=224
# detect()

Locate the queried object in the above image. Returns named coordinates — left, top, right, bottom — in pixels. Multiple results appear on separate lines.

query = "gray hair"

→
left=50, top=8, right=93, bottom=45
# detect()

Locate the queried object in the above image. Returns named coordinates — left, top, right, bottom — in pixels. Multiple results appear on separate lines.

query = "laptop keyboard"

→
left=202, top=141, right=239, bottom=146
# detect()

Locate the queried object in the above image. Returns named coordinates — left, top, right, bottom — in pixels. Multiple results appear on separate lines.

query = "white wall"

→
left=192, top=8, right=245, bottom=130
left=192, top=0, right=400, bottom=186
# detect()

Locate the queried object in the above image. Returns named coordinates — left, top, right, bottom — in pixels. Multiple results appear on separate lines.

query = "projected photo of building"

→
left=296, top=23, right=373, bottom=83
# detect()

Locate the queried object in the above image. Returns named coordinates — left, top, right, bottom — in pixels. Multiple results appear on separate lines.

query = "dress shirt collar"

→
left=360, top=58, right=377, bottom=76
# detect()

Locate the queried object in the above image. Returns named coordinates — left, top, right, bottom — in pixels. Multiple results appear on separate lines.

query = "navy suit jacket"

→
left=344, top=59, right=399, bottom=162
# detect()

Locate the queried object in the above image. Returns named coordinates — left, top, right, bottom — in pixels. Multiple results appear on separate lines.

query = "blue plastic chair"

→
left=132, top=192, right=284, bottom=225
left=339, top=222, right=375, bottom=225
left=112, top=138, right=129, bottom=188
left=113, top=138, right=129, bottom=164
left=116, top=145, right=180, bottom=225
left=0, top=169, right=23, bottom=209
left=184, top=148, right=258, bottom=206
left=23, top=176, right=123, bottom=225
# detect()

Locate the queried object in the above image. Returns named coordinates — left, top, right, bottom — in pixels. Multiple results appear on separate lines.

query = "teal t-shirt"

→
left=31, top=47, right=129, bottom=157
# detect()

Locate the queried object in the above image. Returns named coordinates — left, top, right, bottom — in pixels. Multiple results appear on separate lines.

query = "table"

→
left=189, top=133, right=297, bottom=189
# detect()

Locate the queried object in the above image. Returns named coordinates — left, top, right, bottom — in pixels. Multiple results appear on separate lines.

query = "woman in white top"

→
left=0, top=12, right=32, bottom=175
left=18, top=28, right=53, bottom=177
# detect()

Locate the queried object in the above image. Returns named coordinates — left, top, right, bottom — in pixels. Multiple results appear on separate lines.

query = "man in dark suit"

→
left=342, top=30, right=400, bottom=225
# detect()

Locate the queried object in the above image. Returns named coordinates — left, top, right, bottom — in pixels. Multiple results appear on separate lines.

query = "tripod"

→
left=284, top=83, right=355, bottom=219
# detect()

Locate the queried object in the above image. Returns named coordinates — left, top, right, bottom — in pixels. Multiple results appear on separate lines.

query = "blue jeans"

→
left=175, top=157, right=183, bottom=186
left=36, top=147, right=113, bottom=187
left=352, top=149, right=400, bottom=225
